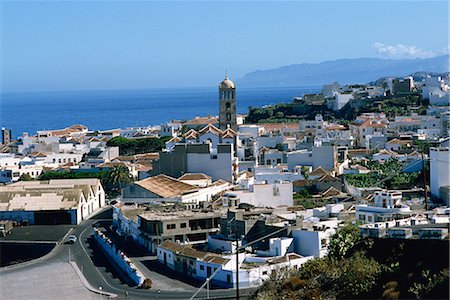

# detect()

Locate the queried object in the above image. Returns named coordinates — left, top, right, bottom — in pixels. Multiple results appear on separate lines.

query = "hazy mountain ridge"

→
left=238, top=55, right=449, bottom=87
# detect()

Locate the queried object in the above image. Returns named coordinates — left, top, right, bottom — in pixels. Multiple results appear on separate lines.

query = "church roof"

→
left=199, top=124, right=222, bottom=136
left=222, top=127, right=238, bottom=139
left=184, top=129, right=199, bottom=140
left=219, top=75, right=235, bottom=89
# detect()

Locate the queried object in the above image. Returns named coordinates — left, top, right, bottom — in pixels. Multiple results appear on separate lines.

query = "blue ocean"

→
left=0, top=86, right=320, bottom=138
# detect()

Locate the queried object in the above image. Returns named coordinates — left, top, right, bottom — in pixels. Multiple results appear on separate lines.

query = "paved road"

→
left=1, top=207, right=255, bottom=299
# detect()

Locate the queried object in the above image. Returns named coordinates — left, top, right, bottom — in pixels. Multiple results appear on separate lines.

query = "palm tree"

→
left=300, top=166, right=310, bottom=180
left=104, top=165, right=133, bottom=191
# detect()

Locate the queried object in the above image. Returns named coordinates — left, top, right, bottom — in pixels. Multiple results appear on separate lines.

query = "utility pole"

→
left=421, top=150, right=428, bottom=211
left=235, top=218, right=239, bottom=300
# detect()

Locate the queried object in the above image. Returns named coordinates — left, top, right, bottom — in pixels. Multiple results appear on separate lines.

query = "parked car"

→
left=66, top=234, right=77, bottom=244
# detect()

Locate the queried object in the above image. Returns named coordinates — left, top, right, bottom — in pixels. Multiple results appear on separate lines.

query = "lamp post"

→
left=206, top=278, right=210, bottom=299
left=98, top=286, right=102, bottom=300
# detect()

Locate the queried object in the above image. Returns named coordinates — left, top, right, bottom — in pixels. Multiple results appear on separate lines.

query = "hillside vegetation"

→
left=254, top=224, right=449, bottom=299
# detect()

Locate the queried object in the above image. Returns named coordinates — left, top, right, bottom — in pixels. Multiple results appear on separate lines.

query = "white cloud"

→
left=372, top=42, right=437, bottom=59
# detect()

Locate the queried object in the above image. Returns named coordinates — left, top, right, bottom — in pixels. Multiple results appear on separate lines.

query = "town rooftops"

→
left=159, top=240, right=230, bottom=264
left=184, top=116, right=219, bottom=126
left=179, top=173, right=212, bottom=181
left=184, top=129, right=199, bottom=140
left=199, top=124, right=222, bottom=136
left=139, top=210, right=220, bottom=222
left=321, top=186, right=344, bottom=198
left=258, top=123, right=299, bottom=132
left=317, top=174, right=340, bottom=182
left=386, top=138, right=412, bottom=145
left=308, top=166, right=330, bottom=177
left=135, top=174, right=198, bottom=198
left=0, top=178, right=102, bottom=212
left=221, top=128, right=238, bottom=138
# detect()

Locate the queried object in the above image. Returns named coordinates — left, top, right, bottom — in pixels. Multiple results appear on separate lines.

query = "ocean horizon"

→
left=0, top=86, right=320, bottom=138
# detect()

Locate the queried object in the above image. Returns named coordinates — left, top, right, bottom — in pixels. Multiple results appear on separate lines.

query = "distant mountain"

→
left=237, top=55, right=449, bottom=87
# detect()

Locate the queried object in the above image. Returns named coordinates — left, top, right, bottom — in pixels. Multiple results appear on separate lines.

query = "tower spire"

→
left=225, top=69, right=228, bottom=79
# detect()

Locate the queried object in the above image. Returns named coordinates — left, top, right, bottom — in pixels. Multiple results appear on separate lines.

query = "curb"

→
left=69, top=260, right=118, bottom=298
left=0, top=228, right=74, bottom=272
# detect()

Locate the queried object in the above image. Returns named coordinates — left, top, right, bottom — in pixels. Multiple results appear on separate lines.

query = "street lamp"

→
left=99, top=286, right=102, bottom=300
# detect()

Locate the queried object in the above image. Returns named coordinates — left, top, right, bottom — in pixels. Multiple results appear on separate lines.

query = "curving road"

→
left=1, top=207, right=255, bottom=300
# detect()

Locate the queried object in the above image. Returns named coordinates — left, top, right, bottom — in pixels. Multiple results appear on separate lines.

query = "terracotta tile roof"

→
left=179, top=173, right=212, bottom=181
left=317, top=174, right=340, bottom=182
left=184, top=116, right=218, bottom=125
left=386, top=138, right=412, bottom=145
left=179, top=247, right=208, bottom=259
left=258, top=123, right=298, bottom=132
left=68, top=124, right=88, bottom=132
left=184, top=129, right=199, bottom=140
left=221, top=128, right=238, bottom=139
left=199, top=124, right=222, bottom=136
left=322, top=186, right=342, bottom=197
left=309, top=167, right=330, bottom=177
left=293, top=179, right=314, bottom=187
left=29, top=152, right=48, bottom=158
left=135, top=153, right=159, bottom=160
left=135, top=174, right=198, bottom=198
left=376, top=149, right=398, bottom=156
left=97, top=161, right=132, bottom=168
left=203, top=255, right=230, bottom=265
left=159, top=240, right=185, bottom=252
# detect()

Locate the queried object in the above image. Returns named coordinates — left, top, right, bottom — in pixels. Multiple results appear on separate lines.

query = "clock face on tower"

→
left=219, top=75, right=237, bottom=131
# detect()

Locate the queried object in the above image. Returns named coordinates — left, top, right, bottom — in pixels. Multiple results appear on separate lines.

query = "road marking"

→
left=78, top=222, right=118, bottom=292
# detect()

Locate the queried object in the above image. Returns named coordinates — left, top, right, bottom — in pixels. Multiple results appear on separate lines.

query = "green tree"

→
left=300, top=166, right=310, bottom=180
left=328, top=223, right=361, bottom=259
left=104, top=165, right=133, bottom=190
left=18, top=173, right=33, bottom=181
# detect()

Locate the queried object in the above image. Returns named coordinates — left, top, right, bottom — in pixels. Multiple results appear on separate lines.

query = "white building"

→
left=287, top=145, right=338, bottom=172
left=228, top=180, right=293, bottom=208
left=430, top=147, right=450, bottom=203
left=0, top=178, right=105, bottom=225
left=333, top=92, right=354, bottom=111
left=121, top=174, right=232, bottom=208
left=355, top=190, right=411, bottom=223
left=254, top=165, right=304, bottom=184
left=292, top=225, right=336, bottom=258
left=157, top=239, right=313, bottom=289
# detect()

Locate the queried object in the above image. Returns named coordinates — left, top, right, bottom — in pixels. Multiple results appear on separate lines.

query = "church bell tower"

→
left=218, top=74, right=237, bottom=131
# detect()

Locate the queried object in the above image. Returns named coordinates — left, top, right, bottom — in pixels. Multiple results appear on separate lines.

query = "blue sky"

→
left=1, top=0, right=448, bottom=92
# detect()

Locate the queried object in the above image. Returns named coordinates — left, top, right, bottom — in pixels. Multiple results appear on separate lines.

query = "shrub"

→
left=140, top=278, right=152, bottom=289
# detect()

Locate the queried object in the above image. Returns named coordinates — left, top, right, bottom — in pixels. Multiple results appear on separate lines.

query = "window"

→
left=273, top=186, right=280, bottom=196
left=262, top=271, right=268, bottom=275
left=199, top=265, right=205, bottom=271
left=225, top=102, right=231, bottom=110
left=166, top=224, right=176, bottom=230
left=226, top=113, right=231, bottom=121
left=180, top=223, right=187, bottom=228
